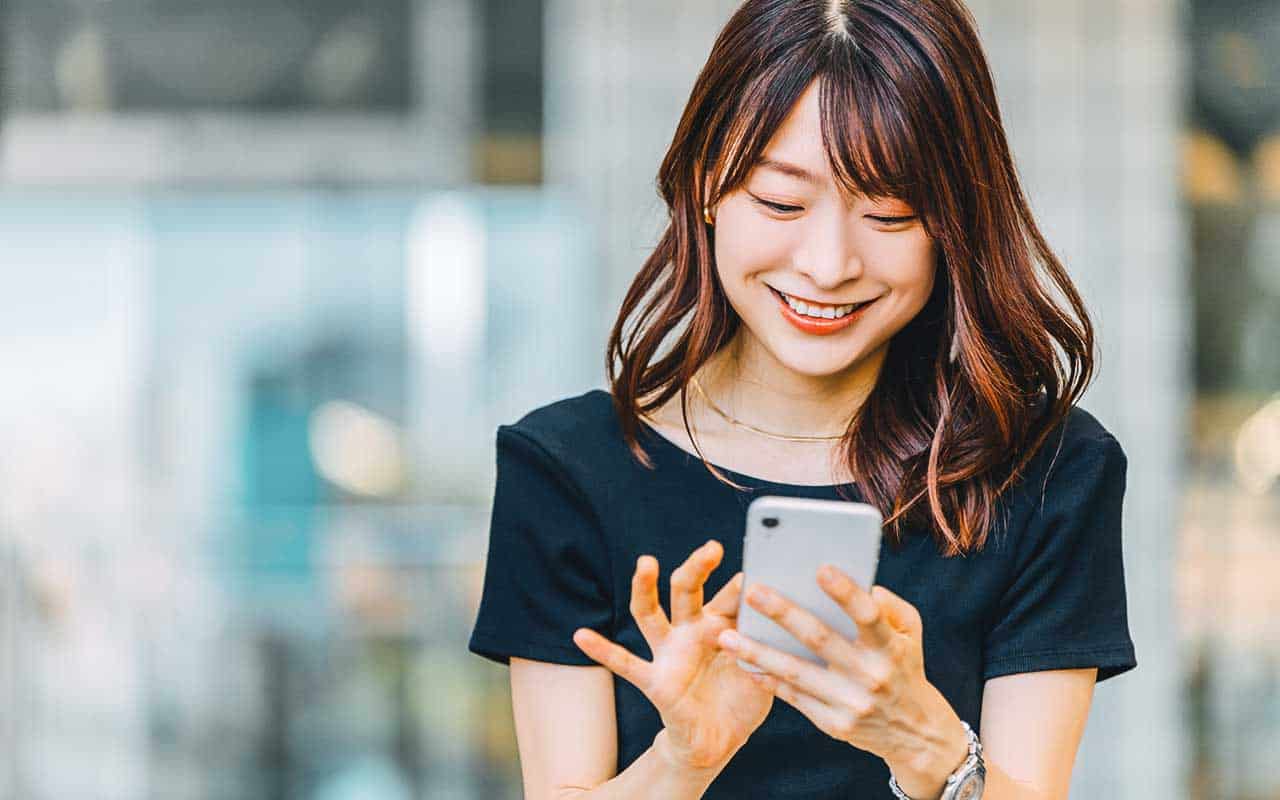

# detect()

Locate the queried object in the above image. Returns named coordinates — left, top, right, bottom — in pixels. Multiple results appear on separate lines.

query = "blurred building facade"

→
left=0, top=1, right=1275, bottom=799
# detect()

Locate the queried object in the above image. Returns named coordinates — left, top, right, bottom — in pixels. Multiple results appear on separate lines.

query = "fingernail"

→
left=719, top=630, right=740, bottom=649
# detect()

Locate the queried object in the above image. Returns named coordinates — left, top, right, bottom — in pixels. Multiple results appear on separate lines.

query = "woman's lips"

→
left=769, top=285, right=877, bottom=336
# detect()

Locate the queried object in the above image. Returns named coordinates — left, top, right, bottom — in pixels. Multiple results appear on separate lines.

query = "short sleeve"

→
left=467, top=425, right=614, bottom=666
left=983, top=432, right=1137, bottom=683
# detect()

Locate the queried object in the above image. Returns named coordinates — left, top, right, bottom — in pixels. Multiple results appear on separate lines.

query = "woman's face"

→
left=708, top=79, right=936, bottom=379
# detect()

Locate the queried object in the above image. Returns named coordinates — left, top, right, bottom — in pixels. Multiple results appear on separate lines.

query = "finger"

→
left=630, top=555, right=671, bottom=646
left=772, top=679, right=858, bottom=741
left=744, top=583, right=859, bottom=667
left=670, top=539, right=722, bottom=624
left=718, top=628, right=847, bottom=706
left=572, top=627, right=651, bottom=688
left=817, top=564, right=896, bottom=648
left=746, top=671, right=777, bottom=692
left=704, top=571, right=744, bottom=619
left=870, top=585, right=923, bottom=640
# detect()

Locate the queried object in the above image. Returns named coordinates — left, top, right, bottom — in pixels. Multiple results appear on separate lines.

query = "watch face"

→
left=954, top=772, right=985, bottom=800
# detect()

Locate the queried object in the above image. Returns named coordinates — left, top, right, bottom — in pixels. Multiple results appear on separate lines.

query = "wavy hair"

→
left=605, top=0, right=1095, bottom=557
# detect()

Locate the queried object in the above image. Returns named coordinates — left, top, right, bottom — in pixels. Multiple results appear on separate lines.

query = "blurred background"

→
left=0, top=0, right=1274, bottom=798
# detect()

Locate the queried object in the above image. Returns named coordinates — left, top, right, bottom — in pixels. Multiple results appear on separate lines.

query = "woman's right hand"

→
left=572, top=539, right=774, bottom=772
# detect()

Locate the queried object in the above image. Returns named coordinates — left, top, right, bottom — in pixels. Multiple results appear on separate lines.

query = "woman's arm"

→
left=977, top=667, right=1098, bottom=800
left=510, top=658, right=730, bottom=800
left=715, top=563, right=1111, bottom=799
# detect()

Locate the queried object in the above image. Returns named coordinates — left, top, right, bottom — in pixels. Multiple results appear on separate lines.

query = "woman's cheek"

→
left=872, top=236, right=935, bottom=293
left=716, top=226, right=791, bottom=285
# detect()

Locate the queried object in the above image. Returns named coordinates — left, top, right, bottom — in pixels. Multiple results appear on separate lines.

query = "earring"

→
left=948, top=329, right=961, bottom=363
left=703, top=205, right=715, bottom=225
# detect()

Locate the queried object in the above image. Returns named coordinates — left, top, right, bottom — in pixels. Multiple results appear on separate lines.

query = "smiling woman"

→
left=696, top=78, right=939, bottom=380
left=468, top=1, right=1136, bottom=799
left=615, top=0, right=1094, bottom=536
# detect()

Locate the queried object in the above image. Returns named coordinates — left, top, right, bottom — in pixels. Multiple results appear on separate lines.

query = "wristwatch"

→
left=887, top=719, right=985, bottom=800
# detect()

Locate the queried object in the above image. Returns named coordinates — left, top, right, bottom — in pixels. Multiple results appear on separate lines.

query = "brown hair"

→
left=605, top=0, right=1095, bottom=557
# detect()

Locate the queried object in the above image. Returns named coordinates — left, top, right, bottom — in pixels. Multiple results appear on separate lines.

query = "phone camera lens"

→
left=762, top=517, right=779, bottom=528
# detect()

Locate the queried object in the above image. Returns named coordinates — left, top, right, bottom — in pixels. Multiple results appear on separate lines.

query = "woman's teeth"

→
left=777, top=289, right=866, bottom=319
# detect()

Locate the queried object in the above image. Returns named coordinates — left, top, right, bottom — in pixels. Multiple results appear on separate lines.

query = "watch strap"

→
left=886, top=719, right=983, bottom=800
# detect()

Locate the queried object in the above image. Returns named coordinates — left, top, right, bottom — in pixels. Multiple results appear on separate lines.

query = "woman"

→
left=468, top=0, right=1137, bottom=797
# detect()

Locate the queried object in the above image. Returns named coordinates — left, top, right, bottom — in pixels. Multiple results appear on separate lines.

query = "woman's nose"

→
left=796, top=215, right=864, bottom=288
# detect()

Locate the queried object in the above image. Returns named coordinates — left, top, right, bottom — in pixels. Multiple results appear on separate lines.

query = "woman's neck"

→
left=693, top=333, right=886, bottom=440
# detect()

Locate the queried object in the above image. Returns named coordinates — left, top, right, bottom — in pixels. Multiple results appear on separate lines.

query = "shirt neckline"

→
left=595, top=389, right=859, bottom=492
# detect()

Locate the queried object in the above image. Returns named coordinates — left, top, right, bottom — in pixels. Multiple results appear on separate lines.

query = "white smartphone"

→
left=736, top=495, right=883, bottom=673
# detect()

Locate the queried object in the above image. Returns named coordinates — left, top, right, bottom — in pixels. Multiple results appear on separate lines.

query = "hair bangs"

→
left=704, top=54, right=821, bottom=206
left=818, top=66, right=921, bottom=208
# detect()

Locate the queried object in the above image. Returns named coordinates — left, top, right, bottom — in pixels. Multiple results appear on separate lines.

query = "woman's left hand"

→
left=715, top=563, right=970, bottom=798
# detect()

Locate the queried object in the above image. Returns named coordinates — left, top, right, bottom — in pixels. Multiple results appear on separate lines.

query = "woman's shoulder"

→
left=502, top=386, right=614, bottom=442
left=1007, top=401, right=1127, bottom=515
left=497, top=387, right=622, bottom=474
left=1035, top=403, right=1125, bottom=475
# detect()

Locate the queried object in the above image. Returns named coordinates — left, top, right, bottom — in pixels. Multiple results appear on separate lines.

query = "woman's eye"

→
left=750, top=196, right=803, bottom=214
left=748, top=195, right=915, bottom=224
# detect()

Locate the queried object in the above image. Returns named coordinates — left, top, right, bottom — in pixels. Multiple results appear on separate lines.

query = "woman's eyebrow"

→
left=756, top=157, right=824, bottom=187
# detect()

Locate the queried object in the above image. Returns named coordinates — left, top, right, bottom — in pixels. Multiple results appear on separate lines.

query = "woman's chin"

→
left=752, top=324, right=894, bottom=380
left=765, top=344, right=870, bottom=379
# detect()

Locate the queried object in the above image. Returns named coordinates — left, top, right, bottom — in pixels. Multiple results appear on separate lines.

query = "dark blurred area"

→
left=7, top=0, right=413, bottom=112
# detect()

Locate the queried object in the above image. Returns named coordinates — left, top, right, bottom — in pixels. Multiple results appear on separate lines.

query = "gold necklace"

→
left=689, top=374, right=846, bottom=442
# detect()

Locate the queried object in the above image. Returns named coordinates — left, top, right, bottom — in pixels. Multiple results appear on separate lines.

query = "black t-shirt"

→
left=467, top=388, right=1136, bottom=798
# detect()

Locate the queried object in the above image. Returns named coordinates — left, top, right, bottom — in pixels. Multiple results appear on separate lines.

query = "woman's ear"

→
left=701, top=174, right=718, bottom=226
left=702, top=168, right=720, bottom=211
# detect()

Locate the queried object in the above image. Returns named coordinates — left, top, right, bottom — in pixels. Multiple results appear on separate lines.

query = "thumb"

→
left=870, top=585, right=922, bottom=639
left=705, top=571, right=745, bottom=618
